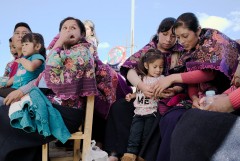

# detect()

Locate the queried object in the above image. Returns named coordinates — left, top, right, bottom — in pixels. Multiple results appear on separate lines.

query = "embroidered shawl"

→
left=120, top=39, right=183, bottom=81
left=46, top=36, right=131, bottom=118
left=178, top=28, right=240, bottom=94
left=44, top=40, right=98, bottom=108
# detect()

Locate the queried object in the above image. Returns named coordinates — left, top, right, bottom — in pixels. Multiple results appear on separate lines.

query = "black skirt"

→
left=104, top=98, right=161, bottom=161
left=0, top=104, right=83, bottom=161
left=171, top=108, right=240, bottom=161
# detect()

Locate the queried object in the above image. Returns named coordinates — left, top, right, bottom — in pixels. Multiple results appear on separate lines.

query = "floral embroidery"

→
left=121, top=39, right=183, bottom=78
left=46, top=43, right=94, bottom=85
left=44, top=42, right=97, bottom=108
left=179, top=28, right=239, bottom=80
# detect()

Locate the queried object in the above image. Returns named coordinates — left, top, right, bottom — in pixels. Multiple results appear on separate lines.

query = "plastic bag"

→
left=86, top=140, right=108, bottom=161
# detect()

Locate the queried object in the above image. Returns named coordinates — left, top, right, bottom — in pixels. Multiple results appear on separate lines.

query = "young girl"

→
left=0, top=17, right=96, bottom=161
left=121, top=49, right=165, bottom=161
left=0, top=38, right=17, bottom=87
left=84, top=20, right=98, bottom=49
left=0, top=33, right=46, bottom=97
left=3, top=37, right=18, bottom=78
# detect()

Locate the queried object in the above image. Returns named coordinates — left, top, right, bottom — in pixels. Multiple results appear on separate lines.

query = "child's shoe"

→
left=121, top=153, right=137, bottom=161
left=137, top=156, right=145, bottom=161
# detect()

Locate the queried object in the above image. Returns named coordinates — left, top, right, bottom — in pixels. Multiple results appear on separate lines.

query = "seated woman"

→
left=105, top=17, right=184, bottom=161
left=152, top=12, right=240, bottom=161
left=48, top=19, right=132, bottom=147
left=0, top=33, right=46, bottom=97
left=0, top=23, right=32, bottom=105
left=1, top=17, right=98, bottom=161
left=170, top=82, right=240, bottom=161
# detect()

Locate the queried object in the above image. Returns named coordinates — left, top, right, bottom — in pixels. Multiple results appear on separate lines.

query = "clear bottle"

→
left=210, top=53, right=218, bottom=63
left=203, top=90, right=216, bottom=107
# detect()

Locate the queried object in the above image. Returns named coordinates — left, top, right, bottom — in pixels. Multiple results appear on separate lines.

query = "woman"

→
left=170, top=87, right=240, bottom=161
left=170, top=58, right=240, bottom=161
left=0, top=23, right=32, bottom=105
left=9, top=22, right=32, bottom=78
left=83, top=19, right=132, bottom=147
left=152, top=12, right=240, bottom=161
left=105, top=17, right=183, bottom=161
left=1, top=17, right=97, bottom=161
left=46, top=22, right=131, bottom=120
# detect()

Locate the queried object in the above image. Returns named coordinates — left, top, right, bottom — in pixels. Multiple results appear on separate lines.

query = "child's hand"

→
left=15, top=58, right=25, bottom=64
left=15, top=58, right=21, bottom=63
left=125, top=93, right=132, bottom=102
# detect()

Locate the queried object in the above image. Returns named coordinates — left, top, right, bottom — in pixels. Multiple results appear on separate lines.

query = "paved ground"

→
left=49, top=140, right=73, bottom=158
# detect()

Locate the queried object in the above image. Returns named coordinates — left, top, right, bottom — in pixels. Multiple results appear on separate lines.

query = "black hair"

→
left=59, top=17, right=86, bottom=37
left=21, top=33, right=46, bottom=59
left=9, top=37, right=12, bottom=42
left=152, top=17, right=176, bottom=42
left=14, top=22, right=32, bottom=32
left=136, top=49, right=164, bottom=77
left=173, top=12, right=199, bottom=34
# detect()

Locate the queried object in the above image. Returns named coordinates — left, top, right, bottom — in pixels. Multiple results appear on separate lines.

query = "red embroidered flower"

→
left=64, top=58, right=74, bottom=70
left=50, top=76, right=61, bottom=84
left=100, top=70, right=107, bottom=76
left=212, top=32, right=228, bottom=44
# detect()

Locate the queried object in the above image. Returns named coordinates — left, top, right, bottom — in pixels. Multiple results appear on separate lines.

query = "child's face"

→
left=60, top=20, right=81, bottom=46
left=85, top=25, right=93, bottom=38
left=9, top=41, right=17, bottom=58
left=22, top=42, right=38, bottom=57
left=145, top=59, right=164, bottom=77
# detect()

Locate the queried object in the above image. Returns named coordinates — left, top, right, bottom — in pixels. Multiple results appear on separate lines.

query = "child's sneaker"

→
left=121, top=153, right=137, bottom=161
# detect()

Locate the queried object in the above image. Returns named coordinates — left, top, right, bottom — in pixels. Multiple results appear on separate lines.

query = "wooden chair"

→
left=42, top=95, right=95, bottom=161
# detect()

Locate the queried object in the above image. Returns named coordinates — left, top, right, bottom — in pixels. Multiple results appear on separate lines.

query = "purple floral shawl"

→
left=46, top=36, right=131, bottom=119
left=178, top=28, right=240, bottom=94
left=120, top=39, right=185, bottom=113
left=120, top=39, right=183, bottom=81
left=44, top=40, right=98, bottom=108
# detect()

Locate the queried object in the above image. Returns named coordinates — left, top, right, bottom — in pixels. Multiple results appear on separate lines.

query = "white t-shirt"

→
left=133, top=75, right=163, bottom=115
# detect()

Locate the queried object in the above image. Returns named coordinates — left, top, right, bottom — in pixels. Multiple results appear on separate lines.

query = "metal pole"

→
left=130, top=0, right=135, bottom=55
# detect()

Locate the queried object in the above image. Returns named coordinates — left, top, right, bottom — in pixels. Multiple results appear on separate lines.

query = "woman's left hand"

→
left=153, top=76, right=173, bottom=97
left=199, top=94, right=234, bottom=113
left=4, top=90, right=24, bottom=106
left=231, top=63, right=240, bottom=87
left=191, top=96, right=201, bottom=108
left=160, top=88, right=176, bottom=98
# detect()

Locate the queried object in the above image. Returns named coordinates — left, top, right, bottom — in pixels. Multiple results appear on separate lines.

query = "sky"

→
left=1, top=0, right=240, bottom=75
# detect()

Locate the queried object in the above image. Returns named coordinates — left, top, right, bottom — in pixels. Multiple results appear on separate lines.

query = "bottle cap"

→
left=206, top=90, right=216, bottom=96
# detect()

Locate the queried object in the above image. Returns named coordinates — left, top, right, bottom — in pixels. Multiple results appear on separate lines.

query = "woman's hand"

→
left=153, top=76, right=174, bottom=97
left=191, top=95, right=201, bottom=108
left=137, top=81, right=154, bottom=98
left=160, top=88, right=176, bottom=98
left=52, top=32, right=73, bottom=49
left=47, top=34, right=60, bottom=50
left=199, top=94, right=234, bottom=113
left=231, top=66, right=240, bottom=88
left=4, top=90, right=24, bottom=106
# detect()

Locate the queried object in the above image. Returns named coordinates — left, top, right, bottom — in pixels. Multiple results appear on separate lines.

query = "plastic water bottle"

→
left=203, top=90, right=216, bottom=107
left=210, top=53, right=218, bottom=63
